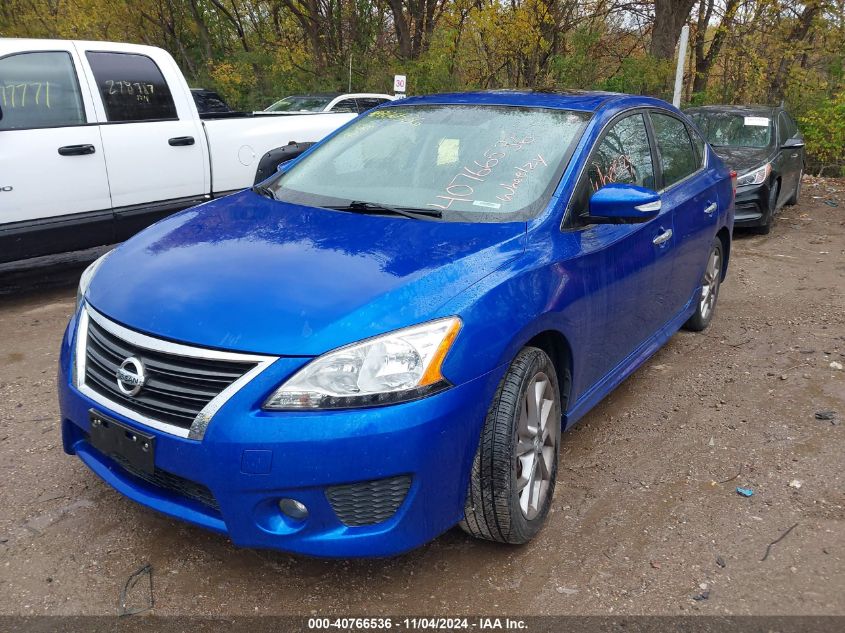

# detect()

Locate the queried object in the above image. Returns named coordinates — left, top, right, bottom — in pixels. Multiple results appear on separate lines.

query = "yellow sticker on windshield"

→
left=437, top=139, right=460, bottom=165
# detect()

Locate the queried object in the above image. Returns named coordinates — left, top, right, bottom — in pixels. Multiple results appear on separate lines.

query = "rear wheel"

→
left=460, top=347, right=561, bottom=544
left=683, top=238, right=724, bottom=332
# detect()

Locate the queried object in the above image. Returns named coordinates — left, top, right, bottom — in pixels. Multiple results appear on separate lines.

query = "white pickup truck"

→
left=0, top=39, right=356, bottom=263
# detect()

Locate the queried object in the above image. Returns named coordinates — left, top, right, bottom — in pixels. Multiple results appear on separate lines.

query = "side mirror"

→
left=781, top=137, right=804, bottom=149
left=587, top=183, right=661, bottom=223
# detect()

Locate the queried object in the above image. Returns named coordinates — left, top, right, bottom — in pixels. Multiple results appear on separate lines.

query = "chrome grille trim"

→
left=74, top=305, right=278, bottom=440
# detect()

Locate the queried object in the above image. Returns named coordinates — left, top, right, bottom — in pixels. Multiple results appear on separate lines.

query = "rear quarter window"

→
left=86, top=51, right=177, bottom=122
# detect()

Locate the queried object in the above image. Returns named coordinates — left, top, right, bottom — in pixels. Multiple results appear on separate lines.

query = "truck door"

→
left=77, top=44, right=209, bottom=238
left=0, top=44, right=112, bottom=262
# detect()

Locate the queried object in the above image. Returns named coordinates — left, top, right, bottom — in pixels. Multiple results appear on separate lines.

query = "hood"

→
left=87, top=191, right=525, bottom=355
left=711, top=145, right=773, bottom=175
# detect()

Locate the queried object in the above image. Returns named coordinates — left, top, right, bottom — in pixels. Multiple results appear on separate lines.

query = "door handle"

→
left=704, top=202, right=718, bottom=215
left=58, top=144, right=95, bottom=156
left=168, top=136, right=195, bottom=146
left=653, top=228, right=673, bottom=246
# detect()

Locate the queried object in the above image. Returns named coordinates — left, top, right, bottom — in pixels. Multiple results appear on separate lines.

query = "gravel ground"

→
left=0, top=178, right=843, bottom=617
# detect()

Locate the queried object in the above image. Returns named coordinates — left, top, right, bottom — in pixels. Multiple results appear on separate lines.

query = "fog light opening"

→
left=278, top=498, right=309, bottom=521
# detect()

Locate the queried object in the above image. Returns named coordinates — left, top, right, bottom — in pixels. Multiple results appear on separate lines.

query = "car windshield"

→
left=265, top=96, right=333, bottom=112
left=689, top=112, right=772, bottom=148
left=267, top=105, right=590, bottom=222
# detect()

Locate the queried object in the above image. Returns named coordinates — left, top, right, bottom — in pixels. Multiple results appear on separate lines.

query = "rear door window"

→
left=86, top=51, right=177, bottom=122
left=0, top=51, right=86, bottom=130
left=650, top=112, right=698, bottom=188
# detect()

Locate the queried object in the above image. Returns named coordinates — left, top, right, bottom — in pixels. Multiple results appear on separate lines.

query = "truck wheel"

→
left=460, top=347, right=560, bottom=544
left=683, top=238, right=723, bottom=332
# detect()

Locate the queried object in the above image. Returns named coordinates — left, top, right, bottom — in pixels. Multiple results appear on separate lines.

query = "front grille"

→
left=326, top=476, right=412, bottom=526
left=84, top=317, right=256, bottom=432
left=109, top=451, right=220, bottom=513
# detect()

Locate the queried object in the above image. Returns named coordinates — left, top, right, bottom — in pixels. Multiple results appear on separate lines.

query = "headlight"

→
left=736, top=163, right=770, bottom=187
left=76, top=250, right=112, bottom=310
left=264, top=317, right=462, bottom=410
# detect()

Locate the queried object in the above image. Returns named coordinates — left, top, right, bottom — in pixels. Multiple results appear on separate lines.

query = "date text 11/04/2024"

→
left=307, top=617, right=528, bottom=630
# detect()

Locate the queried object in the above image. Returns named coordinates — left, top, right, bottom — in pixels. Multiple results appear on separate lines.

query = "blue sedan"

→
left=59, top=91, right=734, bottom=557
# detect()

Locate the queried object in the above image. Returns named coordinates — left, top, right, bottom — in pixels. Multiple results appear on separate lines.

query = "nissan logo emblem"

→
left=116, top=356, right=146, bottom=396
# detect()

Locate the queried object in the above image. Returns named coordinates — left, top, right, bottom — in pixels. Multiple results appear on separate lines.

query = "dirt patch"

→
left=0, top=179, right=843, bottom=616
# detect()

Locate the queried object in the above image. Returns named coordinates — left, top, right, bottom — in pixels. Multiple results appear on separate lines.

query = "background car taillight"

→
left=730, top=170, right=737, bottom=198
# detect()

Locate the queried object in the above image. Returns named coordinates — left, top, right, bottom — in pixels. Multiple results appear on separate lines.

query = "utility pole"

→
left=672, top=25, right=689, bottom=108
left=348, top=54, right=352, bottom=93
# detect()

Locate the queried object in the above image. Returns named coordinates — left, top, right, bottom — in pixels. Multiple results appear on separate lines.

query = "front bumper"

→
left=734, top=182, right=771, bottom=227
left=58, top=311, right=502, bottom=557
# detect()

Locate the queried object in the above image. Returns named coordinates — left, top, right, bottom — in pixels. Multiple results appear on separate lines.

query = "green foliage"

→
left=799, top=91, right=845, bottom=176
left=600, top=56, right=675, bottom=100
left=2, top=0, right=844, bottom=169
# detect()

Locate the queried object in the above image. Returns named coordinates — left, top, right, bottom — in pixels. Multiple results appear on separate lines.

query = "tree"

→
left=650, top=0, right=697, bottom=59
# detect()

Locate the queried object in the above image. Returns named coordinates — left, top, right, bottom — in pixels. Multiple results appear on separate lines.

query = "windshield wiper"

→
left=327, top=201, right=442, bottom=220
left=252, top=184, right=277, bottom=200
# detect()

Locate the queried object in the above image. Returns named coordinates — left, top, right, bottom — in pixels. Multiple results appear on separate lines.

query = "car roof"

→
left=685, top=104, right=778, bottom=117
left=383, top=90, right=643, bottom=113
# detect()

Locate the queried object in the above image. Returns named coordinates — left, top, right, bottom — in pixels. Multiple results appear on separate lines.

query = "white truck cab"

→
left=0, top=39, right=356, bottom=263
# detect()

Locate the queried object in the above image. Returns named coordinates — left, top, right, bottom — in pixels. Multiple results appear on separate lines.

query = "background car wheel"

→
left=460, top=347, right=561, bottom=545
left=683, top=238, right=724, bottom=332
left=754, top=181, right=779, bottom=235
left=785, top=170, right=803, bottom=206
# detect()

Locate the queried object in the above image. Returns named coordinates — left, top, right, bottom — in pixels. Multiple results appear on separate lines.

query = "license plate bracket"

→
left=89, top=410, right=155, bottom=474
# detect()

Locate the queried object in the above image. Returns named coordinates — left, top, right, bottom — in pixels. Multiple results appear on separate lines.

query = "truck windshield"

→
left=268, top=105, right=589, bottom=222
left=689, top=112, right=772, bottom=148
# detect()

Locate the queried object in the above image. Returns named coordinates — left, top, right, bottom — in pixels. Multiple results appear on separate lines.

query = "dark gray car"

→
left=685, top=105, right=805, bottom=234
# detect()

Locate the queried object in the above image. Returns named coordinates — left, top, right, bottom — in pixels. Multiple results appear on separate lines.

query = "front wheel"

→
left=785, top=170, right=803, bottom=206
left=683, top=238, right=724, bottom=332
left=753, top=181, right=779, bottom=235
left=460, top=347, right=561, bottom=544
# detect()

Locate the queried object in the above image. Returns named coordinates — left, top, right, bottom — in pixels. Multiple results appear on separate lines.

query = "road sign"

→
left=393, top=75, right=407, bottom=94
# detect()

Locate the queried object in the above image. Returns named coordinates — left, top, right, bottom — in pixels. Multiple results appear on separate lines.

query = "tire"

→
left=752, top=181, right=779, bottom=235
left=460, top=347, right=561, bottom=545
left=683, top=238, right=724, bottom=332
left=785, top=170, right=803, bottom=206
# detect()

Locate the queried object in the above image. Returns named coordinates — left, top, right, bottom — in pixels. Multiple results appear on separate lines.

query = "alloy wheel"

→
left=700, top=247, right=722, bottom=321
left=515, top=372, right=557, bottom=520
